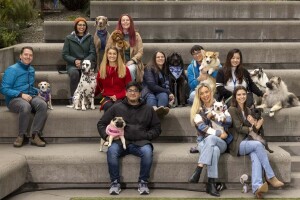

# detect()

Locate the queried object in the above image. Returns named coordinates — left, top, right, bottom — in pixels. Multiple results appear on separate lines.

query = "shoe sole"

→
left=138, top=189, right=149, bottom=195
left=30, top=141, right=46, bottom=147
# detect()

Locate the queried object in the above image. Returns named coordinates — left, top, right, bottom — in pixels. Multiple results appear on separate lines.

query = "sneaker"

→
left=109, top=180, right=121, bottom=195
left=31, top=134, right=46, bottom=147
left=13, top=135, right=24, bottom=147
left=138, top=180, right=150, bottom=195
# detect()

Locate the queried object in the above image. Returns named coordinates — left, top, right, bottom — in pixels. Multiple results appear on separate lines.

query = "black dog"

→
left=245, top=108, right=274, bottom=153
left=166, top=52, right=189, bottom=106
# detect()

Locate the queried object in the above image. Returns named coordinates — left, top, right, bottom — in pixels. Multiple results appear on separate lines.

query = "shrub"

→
left=0, top=27, right=20, bottom=48
left=59, top=0, right=89, bottom=11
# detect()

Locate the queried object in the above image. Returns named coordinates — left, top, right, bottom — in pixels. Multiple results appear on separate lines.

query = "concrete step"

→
left=44, top=20, right=300, bottom=43
left=291, top=157, right=300, bottom=173
left=90, top=1, right=300, bottom=20
left=0, top=106, right=300, bottom=141
left=2, top=43, right=300, bottom=71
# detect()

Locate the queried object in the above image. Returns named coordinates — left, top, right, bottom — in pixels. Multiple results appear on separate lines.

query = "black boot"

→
left=188, top=166, right=202, bottom=183
left=206, top=178, right=220, bottom=197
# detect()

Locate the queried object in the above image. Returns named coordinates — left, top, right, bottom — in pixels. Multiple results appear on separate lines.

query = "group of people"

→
left=0, top=13, right=285, bottom=198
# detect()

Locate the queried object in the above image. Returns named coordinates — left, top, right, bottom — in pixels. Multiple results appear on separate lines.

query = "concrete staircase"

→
left=0, top=1, right=300, bottom=199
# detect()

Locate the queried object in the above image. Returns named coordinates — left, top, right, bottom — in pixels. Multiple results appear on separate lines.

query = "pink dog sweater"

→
left=106, top=123, right=124, bottom=137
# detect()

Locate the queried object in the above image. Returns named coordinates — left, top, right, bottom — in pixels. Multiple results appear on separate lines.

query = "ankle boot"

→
left=206, top=178, right=220, bottom=197
left=188, top=166, right=202, bottom=183
left=267, top=176, right=284, bottom=188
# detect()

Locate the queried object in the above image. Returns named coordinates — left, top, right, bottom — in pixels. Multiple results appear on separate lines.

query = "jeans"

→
left=127, top=64, right=137, bottom=81
left=197, top=135, right=227, bottom=178
left=8, top=96, right=48, bottom=136
left=187, top=91, right=195, bottom=105
left=67, top=66, right=81, bottom=97
left=239, top=139, right=275, bottom=194
left=107, top=142, right=153, bottom=182
left=146, top=92, right=168, bottom=107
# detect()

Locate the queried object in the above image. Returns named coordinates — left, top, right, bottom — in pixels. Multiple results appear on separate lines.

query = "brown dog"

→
left=110, top=30, right=130, bottom=62
left=94, top=16, right=110, bottom=68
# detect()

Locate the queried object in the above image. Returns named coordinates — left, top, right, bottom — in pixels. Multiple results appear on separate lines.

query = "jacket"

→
left=95, top=65, right=132, bottom=99
left=0, top=61, right=38, bottom=107
left=62, top=32, right=96, bottom=70
left=97, top=98, right=161, bottom=147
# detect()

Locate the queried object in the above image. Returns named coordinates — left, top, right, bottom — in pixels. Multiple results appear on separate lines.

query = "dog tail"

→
left=287, top=93, right=300, bottom=106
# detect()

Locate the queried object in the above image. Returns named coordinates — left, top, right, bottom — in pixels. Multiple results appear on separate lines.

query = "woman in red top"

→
left=95, top=46, right=132, bottom=111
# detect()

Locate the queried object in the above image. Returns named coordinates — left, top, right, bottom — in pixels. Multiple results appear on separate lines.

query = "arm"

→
left=211, top=64, right=222, bottom=78
left=94, top=72, right=102, bottom=97
left=244, top=69, right=263, bottom=97
left=62, top=37, right=77, bottom=65
left=228, top=107, right=249, bottom=135
left=0, top=67, right=21, bottom=98
left=130, top=32, right=143, bottom=64
left=216, top=68, right=232, bottom=100
left=97, top=106, right=115, bottom=140
left=144, top=68, right=170, bottom=94
left=194, top=113, right=222, bottom=136
left=187, top=63, right=199, bottom=91
left=114, top=67, right=132, bottom=99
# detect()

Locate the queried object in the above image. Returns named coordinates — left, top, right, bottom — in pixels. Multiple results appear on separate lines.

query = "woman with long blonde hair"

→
left=95, top=46, right=132, bottom=112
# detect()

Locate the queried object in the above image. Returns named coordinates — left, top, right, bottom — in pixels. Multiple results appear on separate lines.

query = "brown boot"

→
left=255, top=182, right=268, bottom=199
left=31, top=134, right=46, bottom=147
left=267, top=176, right=284, bottom=188
left=13, top=135, right=24, bottom=147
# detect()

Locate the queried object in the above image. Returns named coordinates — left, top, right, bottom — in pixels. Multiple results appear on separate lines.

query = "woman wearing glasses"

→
left=62, top=17, right=96, bottom=106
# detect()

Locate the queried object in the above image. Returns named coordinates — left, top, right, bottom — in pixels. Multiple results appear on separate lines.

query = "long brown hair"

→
left=223, top=49, right=244, bottom=84
left=145, top=51, right=167, bottom=75
left=231, top=86, right=250, bottom=116
left=116, top=14, right=136, bottom=47
left=99, top=46, right=126, bottom=79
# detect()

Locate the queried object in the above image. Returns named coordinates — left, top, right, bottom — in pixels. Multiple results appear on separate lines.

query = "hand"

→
left=169, top=93, right=175, bottom=101
left=247, top=115, right=256, bottom=126
left=201, top=66, right=210, bottom=73
left=109, top=95, right=117, bottom=101
left=21, top=93, right=32, bottom=102
left=220, top=132, right=228, bottom=139
left=198, top=73, right=208, bottom=81
left=75, top=60, right=81, bottom=68
left=126, top=60, right=134, bottom=66
left=207, top=112, right=215, bottom=120
left=256, top=118, right=264, bottom=129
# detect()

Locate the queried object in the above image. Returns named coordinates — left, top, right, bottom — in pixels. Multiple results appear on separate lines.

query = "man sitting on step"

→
left=0, top=46, right=47, bottom=147
left=97, top=81, right=161, bottom=195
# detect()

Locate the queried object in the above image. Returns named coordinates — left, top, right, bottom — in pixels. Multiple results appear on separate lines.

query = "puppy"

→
left=110, top=30, right=130, bottom=61
left=257, top=76, right=299, bottom=117
left=167, top=52, right=189, bottom=106
left=245, top=108, right=273, bottom=153
left=94, top=16, right=110, bottom=68
left=250, top=67, right=269, bottom=105
left=38, top=81, right=53, bottom=110
left=72, top=60, right=97, bottom=110
left=211, top=100, right=226, bottom=122
left=200, top=50, right=220, bottom=94
left=100, top=117, right=126, bottom=152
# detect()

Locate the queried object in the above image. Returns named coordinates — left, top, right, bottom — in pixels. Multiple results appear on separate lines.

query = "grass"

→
left=71, top=198, right=300, bottom=200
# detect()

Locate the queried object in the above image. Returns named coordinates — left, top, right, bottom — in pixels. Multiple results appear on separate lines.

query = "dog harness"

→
left=97, top=30, right=108, bottom=50
left=39, top=89, right=51, bottom=102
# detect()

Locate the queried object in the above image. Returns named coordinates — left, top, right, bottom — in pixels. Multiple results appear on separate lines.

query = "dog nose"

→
left=266, top=82, right=272, bottom=89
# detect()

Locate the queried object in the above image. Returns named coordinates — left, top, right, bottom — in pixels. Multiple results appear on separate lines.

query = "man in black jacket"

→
left=97, top=81, right=161, bottom=195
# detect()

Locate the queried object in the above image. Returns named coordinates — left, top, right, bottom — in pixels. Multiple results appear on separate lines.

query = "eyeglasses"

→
left=192, top=51, right=202, bottom=56
left=77, top=24, right=86, bottom=27
left=127, top=89, right=139, bottom=93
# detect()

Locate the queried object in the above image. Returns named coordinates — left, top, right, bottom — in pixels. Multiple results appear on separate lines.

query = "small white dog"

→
left=100, top=117, right=126, bottom=152
left=38, top=81, right=53, bottom=110
left=211, top=100, right=226, bottom=122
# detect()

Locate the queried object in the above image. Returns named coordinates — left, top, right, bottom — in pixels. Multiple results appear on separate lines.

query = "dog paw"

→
left=91, top=106, right=96, bottom=110
left=269, top=112, right=274, bottom=117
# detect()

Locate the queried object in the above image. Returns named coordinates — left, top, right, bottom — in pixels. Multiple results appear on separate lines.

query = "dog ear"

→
left=94, top=17, right=98, bottom=26
left=214, top=52, right=219, bottom=58
left=47, top=82, right=50, bottom=88
left=38, top=82, right=42, bottom=87
left=277, top=77, right=281, bottom=84
left=105, top=17, right=109, bottom=26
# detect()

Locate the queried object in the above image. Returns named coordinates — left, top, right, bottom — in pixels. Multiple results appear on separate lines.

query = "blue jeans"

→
left=197, top=135, right=227, bottom=178
left=145, top=92, right=168, bottom=107
left=107, top=142, right=153, bottom=182
left=239, top=139, right=275, bottom=194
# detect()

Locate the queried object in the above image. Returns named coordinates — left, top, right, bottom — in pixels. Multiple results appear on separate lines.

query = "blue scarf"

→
left=169, top=65, right=183, bottom=80
left=97, top=30, right=108, bottom=50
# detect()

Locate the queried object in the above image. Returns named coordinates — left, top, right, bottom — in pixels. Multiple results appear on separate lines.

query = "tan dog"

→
left=200, top=50, right=220, bottom=94
left=94, top=16, right=110, bottom=68
left=38, top=81, right=53, bottom=110
left=110, top=30, right=130, bottom=62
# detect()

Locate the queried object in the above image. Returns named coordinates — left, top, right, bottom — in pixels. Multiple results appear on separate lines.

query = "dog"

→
left=211, top=100, right=226, bottom=122
left=94, top=16, right=110, bottom=68
left=38, top=81, right=53, bottom=110
left=250, top=67, right=269, bottom=105
left=71, top=60, right=97, bottom=110
left=257, top=76, right=299, bottom=117
left=110, top=30, right=130, bottom=62
left=99, top=117, right=126, bottom=152
left=167, top=52, right=189, bottom=106
left=245, top=107, right=274, bottom=153
left=200, top=50, right=220, bottom=94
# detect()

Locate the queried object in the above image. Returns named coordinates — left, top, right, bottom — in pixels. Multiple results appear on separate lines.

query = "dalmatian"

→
left=71, top=60, right=97, bottom=110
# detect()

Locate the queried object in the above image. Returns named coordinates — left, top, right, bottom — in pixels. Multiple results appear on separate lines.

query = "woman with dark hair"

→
left=62, top=17, right=96, bottom=105
left=106, top=14, right=144, bottom=82
left=228, top=86, right=284, bottom=199
left=216, top=49, right=263, bottom=107
left=95, top=46, right=132, bottom=112
left=142, top=51, right=174, bottom=117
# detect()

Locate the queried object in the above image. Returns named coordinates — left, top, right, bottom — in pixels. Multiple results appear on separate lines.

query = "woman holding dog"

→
left=106, top=14, right=144, bottom=82
left=95, top=46, right=132, bottom=112
left=216, top=49, right=263, bottom=107
left=228, top=86, right=284, bottom=199
left=62, top=17, right=96, bottom=105
left=189, top=82, right=232, bottom=197
left=142, top=51, right=175, bottom=117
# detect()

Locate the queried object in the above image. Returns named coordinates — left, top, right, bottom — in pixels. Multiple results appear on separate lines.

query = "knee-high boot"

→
left=206, top=178, right=220, bottom=197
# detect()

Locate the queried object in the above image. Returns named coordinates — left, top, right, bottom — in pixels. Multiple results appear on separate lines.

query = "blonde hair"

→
left=190, top=83, right=214, bottom=125
left=98, top=46, right=126, bottom=79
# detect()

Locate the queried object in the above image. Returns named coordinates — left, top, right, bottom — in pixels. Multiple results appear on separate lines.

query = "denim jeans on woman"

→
left=197, top=135, right=227, bottom=178
left=145, top=92, right=168, bottom=107
left=239, top=139, right=275, bottom=194
left=107, top=142, right=153, bottom=182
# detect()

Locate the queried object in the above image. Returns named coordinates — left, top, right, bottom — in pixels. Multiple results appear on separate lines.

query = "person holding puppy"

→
left=62, top=17, right=96, bottom=106
left=228, top=86, right=284, bottom=199
left=142, top=51, right=175, bottom=117
left=106, top=14, right=144, bottom=82
left=97, top=81, right=161, bottom=195
left=0, top=46, right=47, bottom=147
left=95, top=46, right=132, bottom=112
left=189, top=82, right=232, bottom=197
left=216, top=49, right=263, bottom=107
